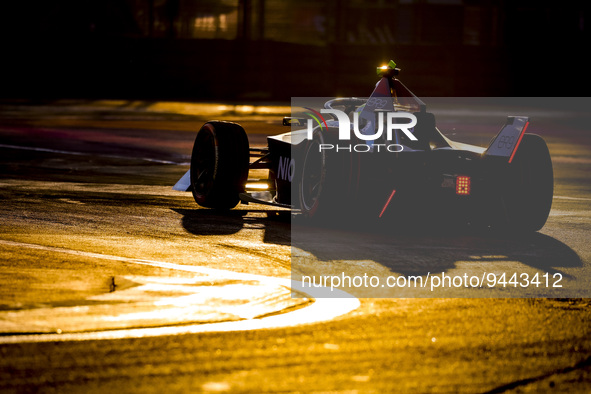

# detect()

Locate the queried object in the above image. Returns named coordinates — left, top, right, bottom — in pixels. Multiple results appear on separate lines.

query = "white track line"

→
left=0, top=240, right=359, bottom=344
left=553, top=195, right=591, bottom=202
left=0, top=143, right=189, bottom=165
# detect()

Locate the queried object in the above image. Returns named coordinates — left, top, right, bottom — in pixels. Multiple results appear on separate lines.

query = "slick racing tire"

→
left=190, top=121, right=249, bottom=209
left=501, top=133, right=553, bottom=232
left=298, top=129, right=327, bottom=217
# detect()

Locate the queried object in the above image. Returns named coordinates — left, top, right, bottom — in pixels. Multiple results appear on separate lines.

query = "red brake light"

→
left=456, top=176, right=471, bottom=195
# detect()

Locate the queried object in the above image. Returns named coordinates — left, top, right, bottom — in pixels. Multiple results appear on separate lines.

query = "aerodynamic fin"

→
left=173, top=170, right=192, bottom=191
left=484, top=116, right=530, bottom=163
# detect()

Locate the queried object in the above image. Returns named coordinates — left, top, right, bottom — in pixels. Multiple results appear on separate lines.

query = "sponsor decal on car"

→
left=277, top=156, right=295, bottom=182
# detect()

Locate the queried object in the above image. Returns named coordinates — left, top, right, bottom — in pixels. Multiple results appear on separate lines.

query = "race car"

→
left=173, top=60, right=553, bottom=232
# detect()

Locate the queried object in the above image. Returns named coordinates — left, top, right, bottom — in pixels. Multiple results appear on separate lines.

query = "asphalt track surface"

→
left=1, top=99, right=591, bottom=392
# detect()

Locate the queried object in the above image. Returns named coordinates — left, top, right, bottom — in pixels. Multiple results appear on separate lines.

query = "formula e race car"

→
left=173, top=61, right=553, bottom=232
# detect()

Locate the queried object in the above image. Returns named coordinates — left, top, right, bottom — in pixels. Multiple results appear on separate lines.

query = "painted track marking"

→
left=0, top=143, right=189, bottom=165
left=0, top=240, right=359, bottom=344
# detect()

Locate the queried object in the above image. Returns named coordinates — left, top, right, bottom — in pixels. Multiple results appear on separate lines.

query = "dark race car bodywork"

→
left=174, top=61, right=553, bottom=232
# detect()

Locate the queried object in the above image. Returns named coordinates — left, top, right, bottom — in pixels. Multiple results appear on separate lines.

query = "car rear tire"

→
left=190, top=121, right=249, bottom=209
left=501, top=133, right=553, bottom=232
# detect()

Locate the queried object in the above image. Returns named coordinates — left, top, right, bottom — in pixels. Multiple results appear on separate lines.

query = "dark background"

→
left=0, top=0, right=589, bottom=100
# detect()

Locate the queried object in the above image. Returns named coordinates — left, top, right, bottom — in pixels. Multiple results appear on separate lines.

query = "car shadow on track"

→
left=173, top=206, right=582, bottom=297
left=290, top=217, right=582, bottom=284
left=174, top=207, right=581, bottom=285
left=172, top=207, right=291, bottom=246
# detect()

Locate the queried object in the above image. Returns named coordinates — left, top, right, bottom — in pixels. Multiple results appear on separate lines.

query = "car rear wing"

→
left=484, top=116, right=530, bottom=163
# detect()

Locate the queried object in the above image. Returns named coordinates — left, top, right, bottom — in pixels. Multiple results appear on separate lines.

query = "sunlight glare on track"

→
left=0, top=240, right=360, bottom=344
